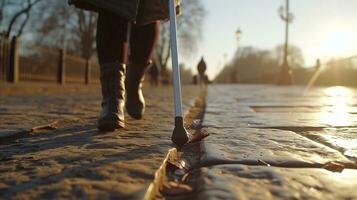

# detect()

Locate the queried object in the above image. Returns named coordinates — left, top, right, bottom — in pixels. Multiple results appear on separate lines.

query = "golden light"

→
left=321, top=30, right=354, bottom=57
left=318, top=86, right=354, bottom=127
left=316, top=86, right=357, bottom=159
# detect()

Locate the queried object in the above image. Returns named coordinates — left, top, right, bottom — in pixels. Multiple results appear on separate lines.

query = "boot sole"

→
left=97, top=120, right=125, bottom=132
left=126, top=107, right=144, bottom=120
left=126, top=102, right=145, bottom=120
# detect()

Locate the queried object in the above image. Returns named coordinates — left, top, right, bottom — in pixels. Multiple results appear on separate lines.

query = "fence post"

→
left=8, top=36, right=19, bottom=83
left=85, top=59, right=91, bottom=85
left=0, top=33, right=9, bottom=81
left=57, top=49, right=66, bottom=84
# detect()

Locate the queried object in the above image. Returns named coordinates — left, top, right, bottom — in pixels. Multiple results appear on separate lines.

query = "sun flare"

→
left=322, top=30, right=354, bottom=57
left=318, top=86, right=354, bottom=126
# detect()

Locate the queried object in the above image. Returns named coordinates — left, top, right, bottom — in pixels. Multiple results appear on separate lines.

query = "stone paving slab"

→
left=194, top=164, right=357, bottom=200
left=200, top=127, right=352, bottom=168
left=298, top=128, right=357, bottom=160
left=204, top=85, right=357, bottom=128
left=0, top=85, right=199, bottom=199
left=203, top=85, right=357, bottom=159
left=192, top=84, right=357, bottom=199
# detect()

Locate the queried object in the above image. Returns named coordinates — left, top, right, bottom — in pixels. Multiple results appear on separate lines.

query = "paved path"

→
left=2, top=84, right=357, bottom=200
left=193, top=84, right=357, bottom=200
left=0, top=84, right=199, bottom=199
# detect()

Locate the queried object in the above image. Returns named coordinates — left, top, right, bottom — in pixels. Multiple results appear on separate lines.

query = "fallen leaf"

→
left=30, top=121, right=59, bottom=132
left=189, top=129, right=209, bottom=143
left=161, top=181, right=193, bottom=196
left=323, top=162, right=345, bottom=173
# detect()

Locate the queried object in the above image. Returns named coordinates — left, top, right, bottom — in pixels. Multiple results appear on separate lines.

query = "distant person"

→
left=148, top=62, right=159, bottom=87
left=197, top=57, right=208, bottom=84
left=69, top=0, right=180, bottom=131
left=316, top=59, right=321, bottom=71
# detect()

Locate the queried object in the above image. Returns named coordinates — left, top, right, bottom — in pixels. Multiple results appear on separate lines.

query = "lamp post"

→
left=277, top=0, right=294, bottom=85
left=232, top=28, right=242, bottom=83
left=235, top=28, right=242, bottom=40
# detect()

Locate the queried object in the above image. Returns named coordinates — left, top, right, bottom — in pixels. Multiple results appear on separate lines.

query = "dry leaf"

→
left=189, top=129, right=209, bottom=143
left=161, top=181, right=193, bottom=196
left=30, top=121, right=59, bottom=132
left=323, top=162, right=345, bottom=173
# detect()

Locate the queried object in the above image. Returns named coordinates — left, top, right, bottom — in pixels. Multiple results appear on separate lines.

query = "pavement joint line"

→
left=198, top=160, right=357, bottom=170
left=255, top=126, right=357, bottom=163
left=257, top=126, right=357, bottom=131
left=143, top=87, right=206, bottom=199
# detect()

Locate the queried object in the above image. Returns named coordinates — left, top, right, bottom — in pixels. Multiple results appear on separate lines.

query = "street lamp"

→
left=232, top=28, right=242, bottom=83
left=235, top=28, right=242, bottom=41
left=277, top=0, right=294, bottom=85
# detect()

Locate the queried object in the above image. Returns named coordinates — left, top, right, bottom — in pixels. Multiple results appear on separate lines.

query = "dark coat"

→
left=68, top=0, right=179, bottom=25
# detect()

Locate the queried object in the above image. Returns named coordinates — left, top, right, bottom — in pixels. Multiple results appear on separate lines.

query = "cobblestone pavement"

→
left=193, top=84, right=357, bottom=200
left=0, top=84, right=199, bottom=199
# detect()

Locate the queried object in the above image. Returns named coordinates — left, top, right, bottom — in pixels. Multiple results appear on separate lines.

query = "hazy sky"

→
left=184, top=0, right=357, bottom=79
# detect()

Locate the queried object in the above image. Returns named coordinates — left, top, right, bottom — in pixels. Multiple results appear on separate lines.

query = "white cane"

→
left=169, top=0, right=189, bottom=146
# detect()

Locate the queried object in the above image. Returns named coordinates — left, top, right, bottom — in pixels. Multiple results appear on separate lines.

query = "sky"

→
left=183, top=0, right=357, bottom=79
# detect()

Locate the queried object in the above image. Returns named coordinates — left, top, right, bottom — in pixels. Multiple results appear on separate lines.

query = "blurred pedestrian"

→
left=316, top=59, right=321, bottom=71
left=197, top=57, right=208, bottom=85
left=148, top=62, right=159, bottom=87
left=69, top=0, right=180, bottom=131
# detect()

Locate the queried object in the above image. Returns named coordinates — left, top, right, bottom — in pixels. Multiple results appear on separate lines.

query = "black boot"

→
left=98, top=63, right=126, bottom=131
left=125, top=62, right=150, bottom=119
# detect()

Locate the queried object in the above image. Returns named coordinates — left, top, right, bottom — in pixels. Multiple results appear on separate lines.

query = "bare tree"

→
left=72, top=10, right=97, bottom=59
left=274, top=44, right=304, bottom=69
left=155, top=0, right=206, bottom=74
left=0, top=0, right=6, bottom=27
left=5, top=0, right=42, bottom=37
left=34, top=1, right=97, bottom=59
left=215, top=46, right=283, bottom=84
left=34, top=1, right=72, bottom=48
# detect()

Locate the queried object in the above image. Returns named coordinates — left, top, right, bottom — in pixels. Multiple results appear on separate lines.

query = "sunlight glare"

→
left=322, top=31, right=354, bottom=57
left=318, top=87, right=354, bottom=126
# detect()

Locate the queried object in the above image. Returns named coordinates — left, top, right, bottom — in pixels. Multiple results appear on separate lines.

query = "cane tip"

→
left=171, top=125, right=189, bottom=147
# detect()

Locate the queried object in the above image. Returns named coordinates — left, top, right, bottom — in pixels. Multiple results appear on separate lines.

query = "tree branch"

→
left=6, top=0, right=41, bottom=36
left=17, top=12, right=29, bottom=36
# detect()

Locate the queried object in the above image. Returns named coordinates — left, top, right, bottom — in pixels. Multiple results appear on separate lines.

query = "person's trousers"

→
left=96, top=12, right=160, bottom=65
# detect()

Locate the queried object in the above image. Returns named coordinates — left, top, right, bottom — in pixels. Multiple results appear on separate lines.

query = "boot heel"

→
left=98, top=63, right=126, bottom=131
left=125, top=62, right=151, bottom=119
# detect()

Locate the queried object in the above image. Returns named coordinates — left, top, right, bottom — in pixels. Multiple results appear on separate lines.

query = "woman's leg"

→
left=96, top=12, right=130, bottom=130
left=96, top=12, right=129, bottom=65
left=129, top=21, right=160, bottom=64
left=125, top=21, right=160, bottom=119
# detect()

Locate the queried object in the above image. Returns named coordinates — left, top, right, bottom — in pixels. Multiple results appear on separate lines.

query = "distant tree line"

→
left=313, top=58, right=357, bottom=87
left=215, top=44, right=303, bottom=83
left=215, top=44, right=357, bottom=87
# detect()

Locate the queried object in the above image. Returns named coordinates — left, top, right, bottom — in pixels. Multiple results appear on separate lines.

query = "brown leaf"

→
left=189, top=129, right=209, bottom=143
left=30, top=121, right=59, bottom=132
left=323, top=162, right=345, bottom=173
left=161, top=181, right=193, bottom=196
